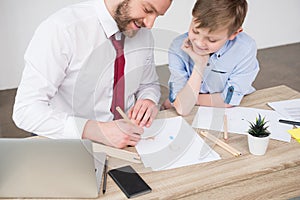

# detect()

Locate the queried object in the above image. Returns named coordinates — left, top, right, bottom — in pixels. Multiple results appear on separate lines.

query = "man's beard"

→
left=114, top=0, right=139, bottom=37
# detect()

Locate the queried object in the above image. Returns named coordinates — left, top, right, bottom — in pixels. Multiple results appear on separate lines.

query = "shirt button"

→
left=218, top=55, right=221, bottom=58
left=206, top=63, right=210, bottom=66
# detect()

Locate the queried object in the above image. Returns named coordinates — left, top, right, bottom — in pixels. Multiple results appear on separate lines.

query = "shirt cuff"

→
left=168, top=82, right=177, bottom=103
left=64, top=116, right=89, bottom=139
left=137, top=92, right=160, bottom=105
left=221, top=86, right=244, bottom=106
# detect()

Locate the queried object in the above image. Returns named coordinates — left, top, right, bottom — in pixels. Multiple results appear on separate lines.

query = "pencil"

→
left=223, top=114, right=228, bottom=140
left=116, top=106, right=132, bottom=124
left=102, top=157, right=108, bottom=194
left=196, top=129, right=241, bottom=157
left=278, top=119, right=300, bottom=126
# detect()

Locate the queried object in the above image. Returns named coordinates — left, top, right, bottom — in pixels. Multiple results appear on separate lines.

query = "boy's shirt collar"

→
left=212, top=40, right=230, bottom=59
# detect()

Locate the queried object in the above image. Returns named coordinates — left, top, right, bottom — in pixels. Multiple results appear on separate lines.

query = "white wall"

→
left=0, top=0, right=85, bottom=90
left=244, top=0, right=300, bottom=48
left=1, top=0, right=300, bottom=89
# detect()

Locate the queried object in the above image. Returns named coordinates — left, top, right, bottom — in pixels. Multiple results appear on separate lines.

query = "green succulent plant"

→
left=248, top=114, right=270, bottom=138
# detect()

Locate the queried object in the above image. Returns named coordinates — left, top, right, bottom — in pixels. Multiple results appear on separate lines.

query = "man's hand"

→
left=128, top=99, right=158, bottom=128
left=82, top=119, right=144, bottom=149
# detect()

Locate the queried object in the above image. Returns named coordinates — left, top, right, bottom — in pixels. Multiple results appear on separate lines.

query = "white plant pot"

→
left=247, top=134, right=270, bottom=156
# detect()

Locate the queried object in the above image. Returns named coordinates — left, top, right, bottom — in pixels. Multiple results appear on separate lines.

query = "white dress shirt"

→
left=13, top=0, right=160, bottom=139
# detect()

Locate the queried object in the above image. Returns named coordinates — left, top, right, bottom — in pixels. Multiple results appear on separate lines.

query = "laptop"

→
left=0, top=139, right=106, bottom=198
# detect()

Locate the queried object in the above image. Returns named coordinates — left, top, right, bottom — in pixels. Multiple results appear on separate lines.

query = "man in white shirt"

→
left=13, top=0, right=172, bottom=148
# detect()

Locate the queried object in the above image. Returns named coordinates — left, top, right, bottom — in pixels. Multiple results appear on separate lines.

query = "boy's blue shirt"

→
left=168, top=32, right=260, bottom=105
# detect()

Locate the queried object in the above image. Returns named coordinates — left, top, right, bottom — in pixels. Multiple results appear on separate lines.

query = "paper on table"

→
left=268, top=98, right=300, bottom=121
left=136, top=116, right=220, bottom=171
left=192, top=107, right=292, bottom=142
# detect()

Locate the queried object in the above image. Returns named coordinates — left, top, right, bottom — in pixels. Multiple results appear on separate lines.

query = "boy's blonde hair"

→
left=192, top=0, right=248, bottom=36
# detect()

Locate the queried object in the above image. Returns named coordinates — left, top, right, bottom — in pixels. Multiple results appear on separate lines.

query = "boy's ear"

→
left=228, top=27, right=243, bottom=40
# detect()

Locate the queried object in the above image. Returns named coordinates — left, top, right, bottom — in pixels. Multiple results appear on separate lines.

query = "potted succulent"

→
left=247, top=114, right=271, bottom=155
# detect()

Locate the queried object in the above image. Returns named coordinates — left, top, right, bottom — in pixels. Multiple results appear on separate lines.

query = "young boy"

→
left=163, top=0, right=259, bottom=115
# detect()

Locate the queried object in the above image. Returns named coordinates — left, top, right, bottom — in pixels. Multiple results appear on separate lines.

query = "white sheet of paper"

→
left=138, top=117, right=182, bottom=155
left=136, top=116, right=220, bottom=171
left=192, top=107, right=292, bottom=142
left=162, top=135, right=220, bottom=171
left=267, top=98, right=300, bottom=121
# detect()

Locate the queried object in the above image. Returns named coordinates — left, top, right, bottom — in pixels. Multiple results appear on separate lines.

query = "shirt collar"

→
left=95, top=0, right=119, bottom=39
left=213, top=40, right=230, bottom=59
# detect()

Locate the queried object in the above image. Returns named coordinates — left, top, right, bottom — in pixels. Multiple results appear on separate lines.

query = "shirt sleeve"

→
left=135, top=53, right=161, bottom=104
left=168, top=36, right=191, bottom=103
left=135, top=33, right=161, bottom=104
left=12, top=19, right=87, bottom=139
left=221, top=40, right=259, bottom=105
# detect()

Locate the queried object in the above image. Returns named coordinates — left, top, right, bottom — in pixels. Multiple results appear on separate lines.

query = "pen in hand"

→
left=102, top=157, right=108, bottom=194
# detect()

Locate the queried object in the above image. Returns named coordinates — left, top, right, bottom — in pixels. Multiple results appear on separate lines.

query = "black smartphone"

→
left=108, top=165, right=152, bottom=198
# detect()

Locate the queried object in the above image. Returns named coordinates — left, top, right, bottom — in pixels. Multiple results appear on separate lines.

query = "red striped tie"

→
left=110, top=34, right=125, bottom=120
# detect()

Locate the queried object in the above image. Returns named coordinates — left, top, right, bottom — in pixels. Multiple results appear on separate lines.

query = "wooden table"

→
left=104, top=85, right=300, bottom=200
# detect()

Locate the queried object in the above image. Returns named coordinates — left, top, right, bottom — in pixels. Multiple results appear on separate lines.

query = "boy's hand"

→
left=161, top=99, right=172, bottom=110
left=181, top=38, right=209, bottom=70
left=128, top=99, right=158, bottom=128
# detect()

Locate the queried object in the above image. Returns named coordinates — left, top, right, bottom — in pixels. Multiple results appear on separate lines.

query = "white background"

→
left=1, top=0, right=300, bottom=89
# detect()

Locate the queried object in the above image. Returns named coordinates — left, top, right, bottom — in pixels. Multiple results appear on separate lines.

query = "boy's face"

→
left=188, top=18, right=241, bottom=56
left=114, top=0, right=171, bottom=37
